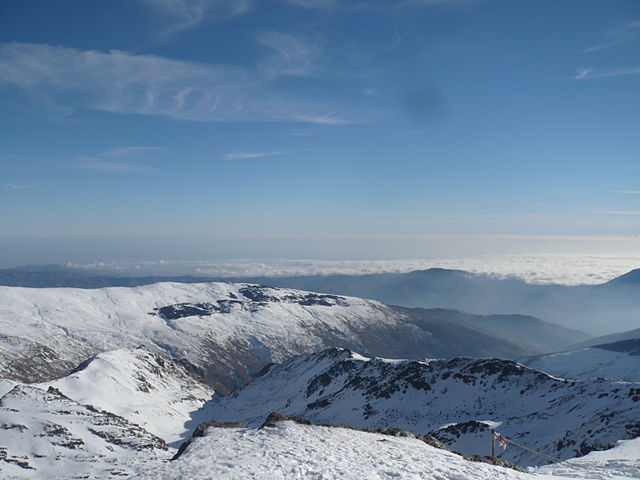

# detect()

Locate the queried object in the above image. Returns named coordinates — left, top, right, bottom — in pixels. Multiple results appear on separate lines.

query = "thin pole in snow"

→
left=490, top=429, right=495, bottom=457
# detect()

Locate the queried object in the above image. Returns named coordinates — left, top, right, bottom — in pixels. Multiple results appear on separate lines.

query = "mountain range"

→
left=1, top=277, right=639, bottom=478
left=1, top=264, right=638, bottom=335
left=0, top=282, right=587, bottom=390
left=202, top=348, right=640, bottom=467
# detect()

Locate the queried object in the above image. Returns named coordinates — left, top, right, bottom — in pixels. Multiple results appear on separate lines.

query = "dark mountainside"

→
left=395, top=307, right=590, bottom=354
left=570, top=327, right=640, bottom=349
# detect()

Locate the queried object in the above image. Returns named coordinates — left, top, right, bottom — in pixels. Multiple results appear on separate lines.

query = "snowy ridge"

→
left=0, top=385, right=169, bottom=479
left=521, top=339, right=640, bottom=382
left=202, top=348, right=640, bottom=466
left=38, top=347, right=215, bottom=445
left=0, top=281, right=527, bottom=389
left=133, top=419, right=640, bottom=480
left=134, top=420, right=536, bottom=480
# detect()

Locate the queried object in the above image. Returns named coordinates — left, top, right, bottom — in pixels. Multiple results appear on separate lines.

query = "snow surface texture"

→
left=204, top=349, right=640, bottom=467
left=37, top=347, right=214, bottom=445
left=134, top=420, right=640, bottom=480
left=0, top=281, right=520, bottom=388
left=521, top=343, right=640, bottom=382
left=536, top=437, right=640, bottom=479
left=135, top=421, right=540, bottom=480
left=0, top=385, right=169, bottom=479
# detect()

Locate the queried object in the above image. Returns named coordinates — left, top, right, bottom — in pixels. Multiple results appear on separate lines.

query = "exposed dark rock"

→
left=461, top=454, right=526, bottom=472
left=261, top=412, right=314, bottom=428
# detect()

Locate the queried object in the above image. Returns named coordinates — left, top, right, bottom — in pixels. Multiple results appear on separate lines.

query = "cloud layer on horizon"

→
left=64, top=253, right=640, bottom=286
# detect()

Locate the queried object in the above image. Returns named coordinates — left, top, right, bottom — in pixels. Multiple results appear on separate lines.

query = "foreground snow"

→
left=134, top=421, right=544, bottom=480
left=536, top=438, right=640, bottom=479
left=134, top=420, right=640, bottom=480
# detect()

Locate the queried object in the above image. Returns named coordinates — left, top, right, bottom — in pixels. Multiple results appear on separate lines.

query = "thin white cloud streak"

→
left=140, top=0, right=253, bottom=36
left=257, top=31, right=323, bottom=78
left=281, top=0, right=335, bottom=8
left=388, top=127, right=431, bottom=138
left=223, top=150, right=290, bottom=160
left=574, top=67, right=594, bottom=79
left=592, top=210, right=640, bottom=216
left=103, top=146, right=166, bottom=158
left=612, top=190, right=640, bottom=194
left=69, top=146, right=162, bottom=172
left=0, top=43, right=355, bottom=125
left=65, top=253, right=640, bottom=285
left=574, top=66, right=640, bottom=79
left=581, top=20, right=640, bottom=53
left=6, top=183, right=33, bottom=189
left=282, top=0, right=486, bottom=11
left=72, top=155, right=158, bottom=173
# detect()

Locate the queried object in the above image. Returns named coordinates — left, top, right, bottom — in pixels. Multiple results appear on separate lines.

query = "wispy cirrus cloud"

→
left=256, top=31, right=323, bottom=78
left=612, top=190, right=640, bottom=195
left=591, top=210, right=640, bottom=216
left=140, top=0, right=253, bottom=37
left=223, top=150, right=290, bottom=160
left=102, top=146, right=166, bottom=158
left=70, top=146, right=162, bottom=172
left=6, top=183, right=34, bottom=190
left=281, top=0, right=486, bottom=11
left=573, top=65, right=640, bottom=79
left=72, top=155, right=158, bottom=173
left=581, top=20, right=640, bottom=53
left=0, top=42, right=355, bottom=125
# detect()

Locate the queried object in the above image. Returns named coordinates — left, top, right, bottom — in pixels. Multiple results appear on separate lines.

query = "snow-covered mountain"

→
left=0, top=384, right=169, bottom=479
left=201, top=348, right=640, bottom=466
left=0, top=282, right=537, bottom=389
left=520, top=338, right=640, bottom=382
left=251, top=267, right=640, bottom=335
left=133, top=417, right=640, bottom=480
left=37, top=347, right=214, bottom=445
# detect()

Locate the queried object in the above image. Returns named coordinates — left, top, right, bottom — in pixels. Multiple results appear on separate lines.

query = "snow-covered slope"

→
left=537, top=437, right=640, bottom=479
left=0, top=385, right=169, bottom=479
left=134, top=420, right=544, bottom=480
left=0, top=282, right=529, bottom=389
left=202, top=348, right=640, bottom=466
left=134, top=419, right=640, bottom=480
left=521, top=339, right=640, bottom=382
left=37, top=347, right=214, bottom=445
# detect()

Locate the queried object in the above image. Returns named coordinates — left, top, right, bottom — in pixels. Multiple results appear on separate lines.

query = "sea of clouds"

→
left=65, top=253, right=640, bottom=285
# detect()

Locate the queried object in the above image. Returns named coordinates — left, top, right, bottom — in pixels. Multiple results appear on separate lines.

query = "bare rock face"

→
left=461, top=454, right=526, bottom=472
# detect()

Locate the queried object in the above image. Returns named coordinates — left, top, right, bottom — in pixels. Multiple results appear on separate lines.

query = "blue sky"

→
left=1, top=0, right=639, bottom=266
